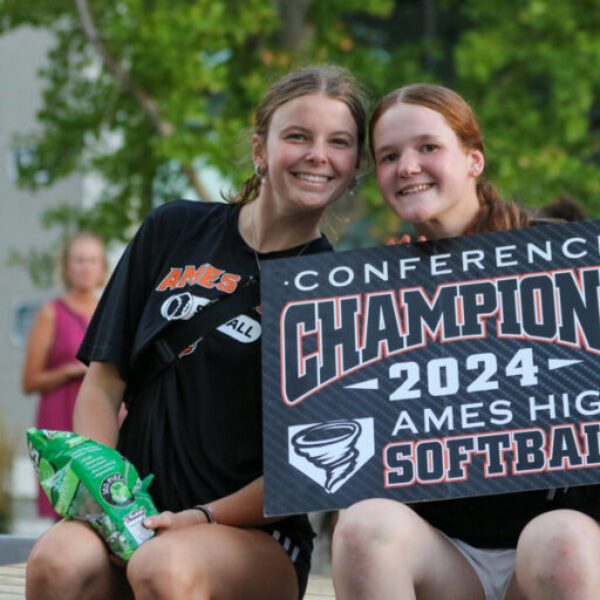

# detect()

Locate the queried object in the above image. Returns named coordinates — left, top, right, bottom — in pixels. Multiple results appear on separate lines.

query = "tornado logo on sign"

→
left=288, top=418, right=375, bottom=493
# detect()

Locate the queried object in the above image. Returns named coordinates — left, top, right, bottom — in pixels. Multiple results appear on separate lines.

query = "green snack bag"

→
left=26, top=428, right=159, bottom=561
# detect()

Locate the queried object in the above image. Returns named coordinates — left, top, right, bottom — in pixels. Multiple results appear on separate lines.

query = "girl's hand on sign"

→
left=386, top=234, right=427, bottom=245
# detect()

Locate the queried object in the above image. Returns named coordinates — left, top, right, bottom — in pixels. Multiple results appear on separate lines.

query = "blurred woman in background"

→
left=22, top=231, right=107, bottom=518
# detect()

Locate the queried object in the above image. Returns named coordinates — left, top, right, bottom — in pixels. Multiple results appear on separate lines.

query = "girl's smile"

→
left=373, top=102, right=483, bottom=238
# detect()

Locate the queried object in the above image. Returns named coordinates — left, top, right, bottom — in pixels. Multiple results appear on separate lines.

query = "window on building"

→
left=10, top=300, right=43, bottom=347
left=6, top=146, right=50, bottom=184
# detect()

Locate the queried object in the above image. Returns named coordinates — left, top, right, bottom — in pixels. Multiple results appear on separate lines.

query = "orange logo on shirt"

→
left=156, top=263, right=241, bottom=293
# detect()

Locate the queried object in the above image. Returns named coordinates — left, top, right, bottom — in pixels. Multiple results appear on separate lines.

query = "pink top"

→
left=36, top=298, right=90, bottom=517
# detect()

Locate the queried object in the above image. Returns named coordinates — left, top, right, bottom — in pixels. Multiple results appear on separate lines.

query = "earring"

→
left=254, top=163, right=267, bottom=184
left=348, top=176, right=359, bottom=196
left=471, top=165, right=482, bottom=177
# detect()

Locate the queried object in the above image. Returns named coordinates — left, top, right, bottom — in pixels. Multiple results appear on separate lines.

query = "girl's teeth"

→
left=401, top=184, right=432, bottom=195
left=297, top=174, right=329, bottom=183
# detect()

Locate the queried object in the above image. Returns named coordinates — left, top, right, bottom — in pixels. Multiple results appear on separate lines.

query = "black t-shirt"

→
left=78, top=200, right=331, bottom=537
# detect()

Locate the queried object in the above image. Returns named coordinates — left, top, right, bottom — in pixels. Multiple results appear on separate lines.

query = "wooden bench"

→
left=0, top=562, right=335, bottom=599
left=0, top=562, right=26, bottom=599
left=305, top=573, right=335, bottom=598
left=0, top=535, right=35, bottom=599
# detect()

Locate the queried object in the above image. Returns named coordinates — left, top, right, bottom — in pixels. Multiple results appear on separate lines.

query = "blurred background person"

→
left=21, top=232, right=107, bottom=519
left=537, top=194, right=587, bottom=222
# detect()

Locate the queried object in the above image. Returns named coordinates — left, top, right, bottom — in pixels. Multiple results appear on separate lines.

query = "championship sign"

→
left=261, top=220, right=600, bottom=516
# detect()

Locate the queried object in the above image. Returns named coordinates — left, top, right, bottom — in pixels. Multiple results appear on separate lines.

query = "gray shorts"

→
left=440, top=532, right=515, bottom=600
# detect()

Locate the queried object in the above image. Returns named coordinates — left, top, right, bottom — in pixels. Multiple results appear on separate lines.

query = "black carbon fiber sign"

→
left=261, top=221, right=600, bottom=516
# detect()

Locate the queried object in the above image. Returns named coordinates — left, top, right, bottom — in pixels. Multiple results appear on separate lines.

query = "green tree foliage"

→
left=457, top=0, right=600, bottom=212
left=3, top=0, right=600, bottom=282
left=2, top=0, right=392, bottom=283
left=341, top=0, right=600, bottom=237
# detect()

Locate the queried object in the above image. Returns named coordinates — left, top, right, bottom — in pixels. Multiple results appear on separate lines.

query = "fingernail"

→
left=143, top=518, right=152, bottom=527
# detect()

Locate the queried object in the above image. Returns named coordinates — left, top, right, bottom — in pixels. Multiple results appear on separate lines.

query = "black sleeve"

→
left=77, top=203, right=183, bottom=382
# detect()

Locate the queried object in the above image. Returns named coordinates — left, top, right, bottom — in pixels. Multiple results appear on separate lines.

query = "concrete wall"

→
left=0, top=26, right=83, bottom=469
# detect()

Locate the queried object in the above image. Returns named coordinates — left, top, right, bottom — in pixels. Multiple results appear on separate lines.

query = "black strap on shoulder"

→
left=128, top=278, right=260, bottom=392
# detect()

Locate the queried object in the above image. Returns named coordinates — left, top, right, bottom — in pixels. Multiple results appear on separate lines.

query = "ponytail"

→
left=464, top=181, right=530, bottom=235
left=222, top=174, right=262, bottom=205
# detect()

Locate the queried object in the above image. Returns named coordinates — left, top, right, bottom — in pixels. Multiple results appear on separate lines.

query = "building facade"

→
left=0, top=26, right=83, bottom=483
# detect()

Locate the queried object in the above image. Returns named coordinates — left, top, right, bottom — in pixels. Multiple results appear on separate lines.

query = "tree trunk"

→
left=277, top=0, right=312, bottom=51
left=73, top=0, right=211, bottom=202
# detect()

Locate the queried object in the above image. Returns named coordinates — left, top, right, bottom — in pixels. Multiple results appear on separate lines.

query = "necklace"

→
left=249, top=204, right=314, bottom=272
left=252, top=240, right=311, bottom=272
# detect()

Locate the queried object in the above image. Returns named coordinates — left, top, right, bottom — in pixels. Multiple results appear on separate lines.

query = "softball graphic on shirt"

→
left=160, top=292, right=261, bottom=352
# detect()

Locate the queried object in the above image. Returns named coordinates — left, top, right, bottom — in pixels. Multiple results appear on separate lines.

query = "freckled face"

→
left=372, top=103, right=482, bottom=233
left=254, top=93, right=360, bottom=216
